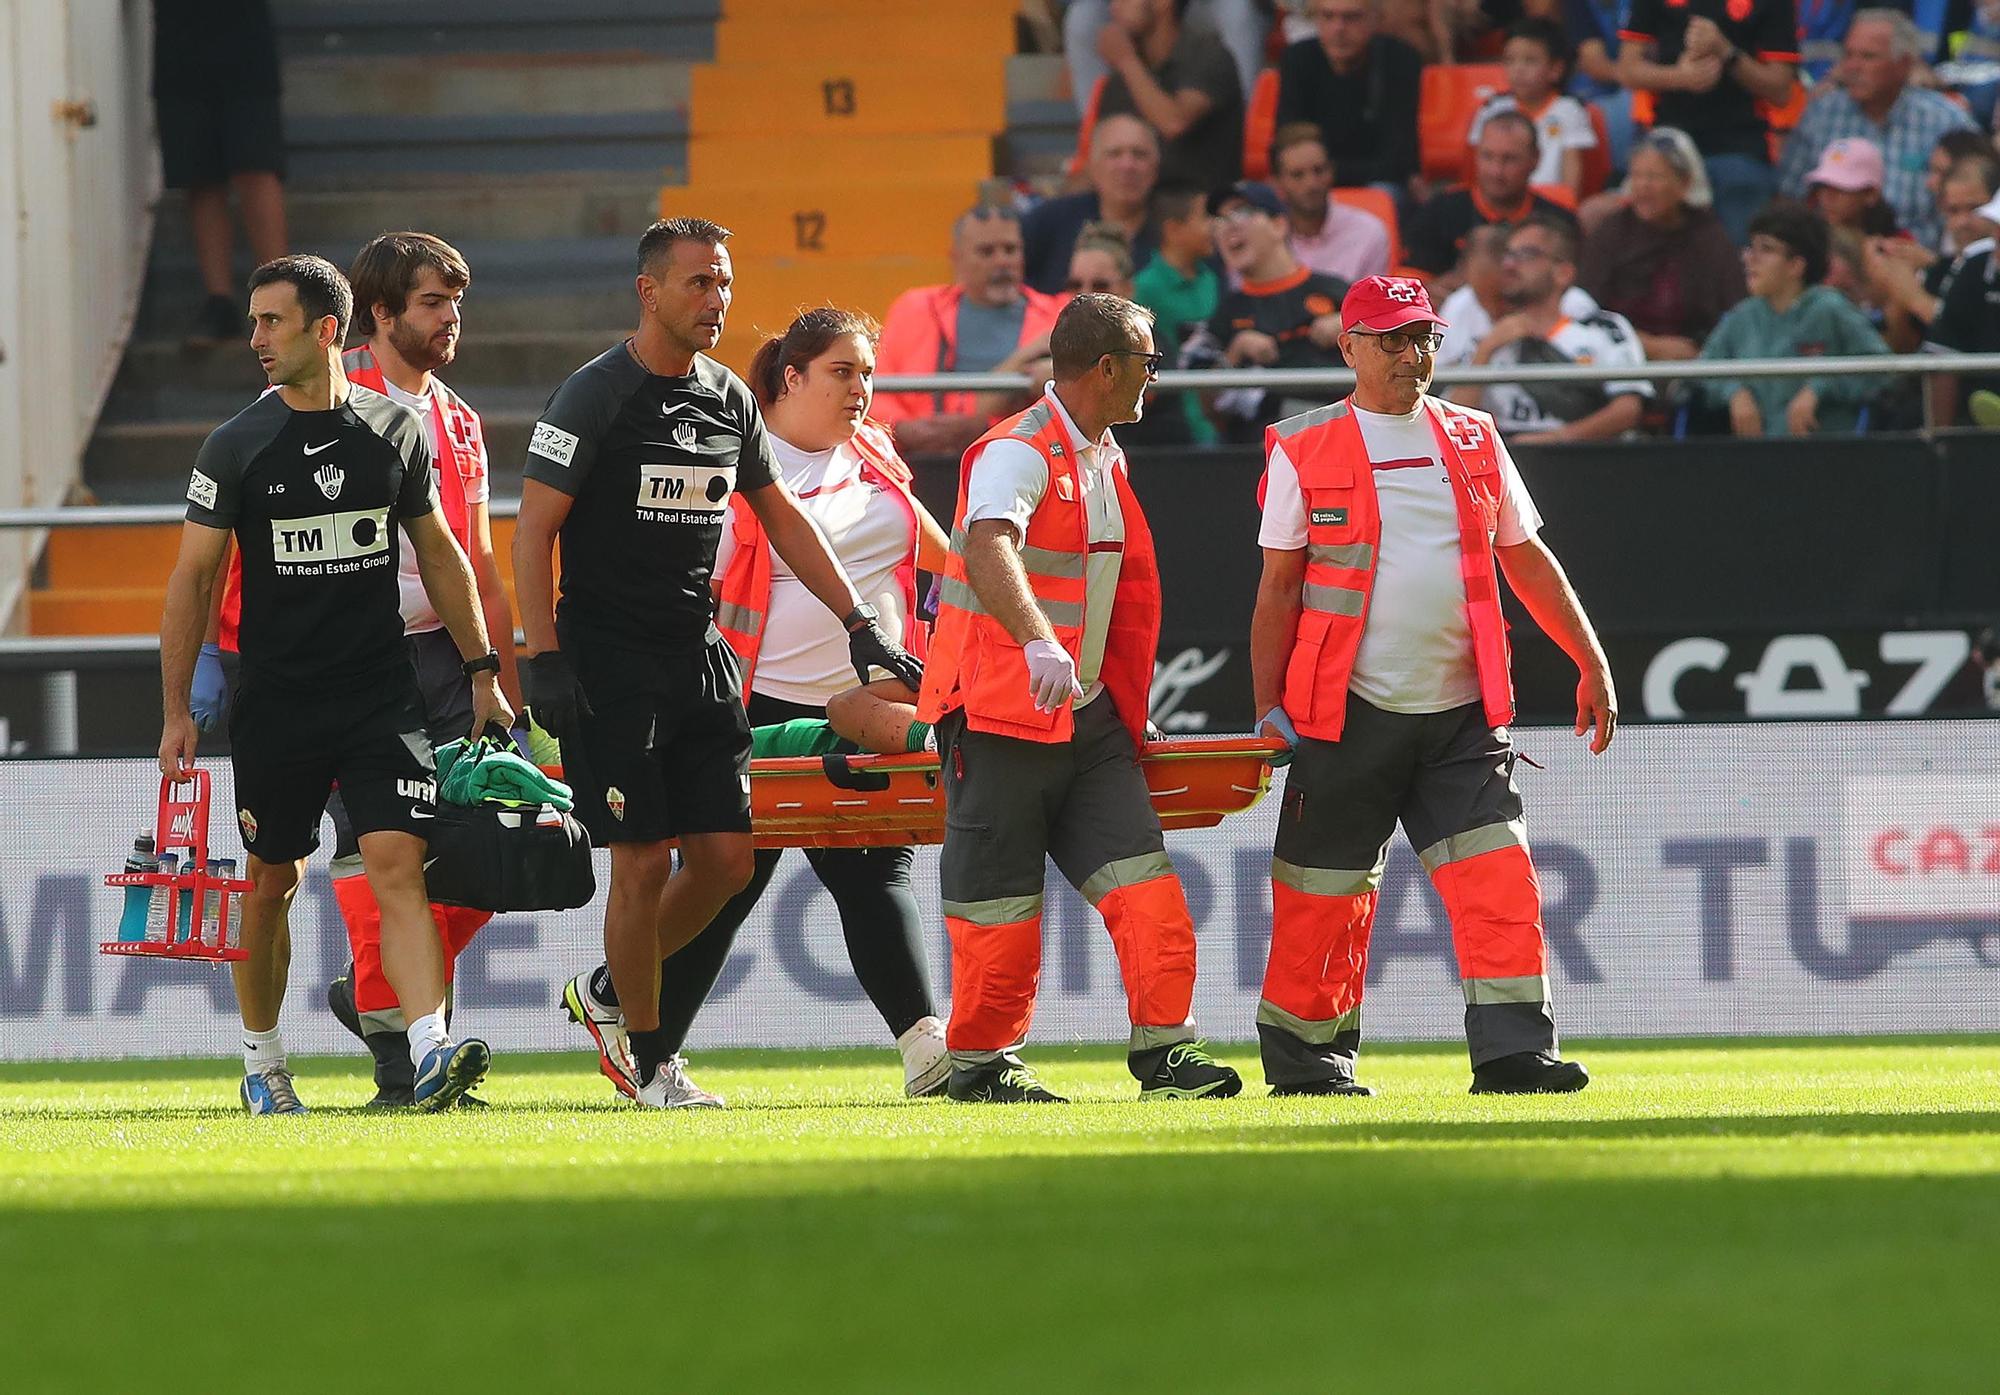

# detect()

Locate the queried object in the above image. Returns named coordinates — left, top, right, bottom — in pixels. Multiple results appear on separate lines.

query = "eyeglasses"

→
left=1066, top=277, right=1123, bottom=292
left=1103, top=348, right=1165, bottom=376
left=1501, top=246, right=1557, bottom=264
left=1352, top=329, right=1443, bottom=355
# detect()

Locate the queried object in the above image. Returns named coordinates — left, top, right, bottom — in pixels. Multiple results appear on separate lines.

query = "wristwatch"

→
left=843, top=602, right=880, bottom=633
left=461, top=649, right=502, bottom=678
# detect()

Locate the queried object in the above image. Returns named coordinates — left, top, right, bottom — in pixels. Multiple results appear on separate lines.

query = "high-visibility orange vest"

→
left=1266, top=395, right=1515, bottom=742
left=712, top=418, right=928, bottom=696
left=871, top=283, right=1068, bottom=427
left=218, top=348, right=485, bottom=652
left=917, top=390, right=1161, bottom=747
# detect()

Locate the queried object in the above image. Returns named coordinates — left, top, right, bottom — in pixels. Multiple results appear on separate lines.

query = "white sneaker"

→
left=635, top=1053, right=726, bottom=1109
left=561, top=970, right=638, bottom=1099
left=898, top=1016, right=950, bottom=1097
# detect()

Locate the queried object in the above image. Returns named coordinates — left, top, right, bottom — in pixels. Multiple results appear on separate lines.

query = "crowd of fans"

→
left=879, top=0, right=2000, bottom=454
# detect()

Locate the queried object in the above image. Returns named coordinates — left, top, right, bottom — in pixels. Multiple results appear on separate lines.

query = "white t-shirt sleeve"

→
left=1257, top=439, right=1310, bottom=550
left=714, top=508, right=739, bottom=576
left=1550, top=97, right=1599, bottom=151
left=1592, top=312, right=1653, bottom=399
left=1494, top=434, right=1543, bottom=545
left=961, top=438, right=1049, bottom=535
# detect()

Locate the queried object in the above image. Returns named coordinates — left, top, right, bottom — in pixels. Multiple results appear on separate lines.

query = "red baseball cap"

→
left=1340, top=275, right=1446, bottom=333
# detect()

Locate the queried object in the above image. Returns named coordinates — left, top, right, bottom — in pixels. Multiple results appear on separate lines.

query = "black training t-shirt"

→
left=524, top=343, right=779, bottom=652
left=186, top=385, right=437, bottom=693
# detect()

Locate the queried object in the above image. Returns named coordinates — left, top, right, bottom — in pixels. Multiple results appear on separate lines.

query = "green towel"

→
left=436, top=737, right=575, bottom=811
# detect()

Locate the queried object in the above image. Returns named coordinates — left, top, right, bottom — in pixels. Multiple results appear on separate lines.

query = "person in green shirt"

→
left=1697, top=200, right=1890, bottom=437
left=1133, top=183, right=1220, bottom=445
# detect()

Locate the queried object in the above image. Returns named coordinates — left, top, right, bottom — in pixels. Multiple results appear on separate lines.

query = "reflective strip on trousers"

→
left=951, top=529, right=1085, bottom=580
left=1255, top=997, right=1361, bottom=1044
left=941, top=892, right=1045, bottom=927
left=1271, top=855, right=1384, bottom=897
left=714, top=599, right=762, bottom=639
left=1300, top=582, right=1365, bottom=617
left=1079, top=851, right=1176, bottom=908
left=1464, top=974, right=1550, bottom=1006
left=1418, top=818, right=1529, bottom=875
left=1307, top=541, right=1374, bottom=571
left=1131, top=1021, right=1198, bottom=1053
left=939, top=575, right=1084, bottom=630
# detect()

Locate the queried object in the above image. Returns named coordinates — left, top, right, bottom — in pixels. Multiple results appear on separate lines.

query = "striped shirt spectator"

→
left=1776, top=9, right=1975, bottom=250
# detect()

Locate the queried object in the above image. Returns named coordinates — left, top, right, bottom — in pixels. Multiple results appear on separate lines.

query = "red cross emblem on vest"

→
left=1443, top=415, right=1486, bottom=452
left=444, top=407, right=477, bottom=452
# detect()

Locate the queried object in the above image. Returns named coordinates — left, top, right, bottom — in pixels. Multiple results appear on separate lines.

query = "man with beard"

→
left=873, top=205, right=1068, bottom=458
left=190, top=232, right=521, bottom=1106
left=1453, top=214, right=1650, bottom=443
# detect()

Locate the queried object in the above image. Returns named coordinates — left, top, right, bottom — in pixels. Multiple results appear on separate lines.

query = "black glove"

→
left=523, top=650, right=592, bottom=737
left=845, top=604, right=924, bottom=691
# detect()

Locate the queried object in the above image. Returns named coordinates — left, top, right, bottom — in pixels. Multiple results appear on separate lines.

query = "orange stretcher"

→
left=743, top=737, right=1284, bottom=849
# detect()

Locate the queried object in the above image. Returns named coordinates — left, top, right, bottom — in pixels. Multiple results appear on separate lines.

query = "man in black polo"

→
left=159, top=254, right=511, bottom=1115
left=1406, top=113, right=1580, bottom=285
left=515, top=218, right=921, bottom=1109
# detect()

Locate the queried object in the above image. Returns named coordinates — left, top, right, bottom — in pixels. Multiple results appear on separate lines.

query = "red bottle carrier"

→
left=100, top=770, right=255, bottom=962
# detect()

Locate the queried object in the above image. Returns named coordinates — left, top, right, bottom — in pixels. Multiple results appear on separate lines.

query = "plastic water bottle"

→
left=145, top=853, right=178, bottom=942
left=216, top=859, right=240, bottom=949
left=200, top=859, right=225, bottom=946
left=117, top=835, right=156, bottom=942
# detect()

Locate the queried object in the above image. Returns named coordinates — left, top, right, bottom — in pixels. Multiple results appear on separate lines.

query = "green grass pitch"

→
left=3, top=1038, right=1996, bottom=1394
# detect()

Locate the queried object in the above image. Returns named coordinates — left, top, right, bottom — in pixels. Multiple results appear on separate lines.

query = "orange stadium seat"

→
left=1420, top=63, right=1506, bottom=183
left=688, top=132, right=991, bottom=189
left=1241, top=68, right=1281, bottom=180
left=663, top=177, right=974, bottom=262
left=1331, top=186, right=1404, bottom=269
left=689, top=61, right=1004, bottom=139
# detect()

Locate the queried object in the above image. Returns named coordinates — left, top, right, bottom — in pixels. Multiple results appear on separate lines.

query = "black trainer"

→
left=186, top=293, right=243, bottom=348
left=1271, top=1077, right=1375, bottom=1097
left=946, top=1053, right=1067, bottom=1103
left=325, top=969, right=365, bottom=1043
left=1134, top=1040, right=1242, bottom=1100
left=1471, top=1051, right=1590, bottom=1095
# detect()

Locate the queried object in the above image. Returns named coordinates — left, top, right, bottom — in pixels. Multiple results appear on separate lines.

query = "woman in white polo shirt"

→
left=652, top=307, right=954, bottom=1104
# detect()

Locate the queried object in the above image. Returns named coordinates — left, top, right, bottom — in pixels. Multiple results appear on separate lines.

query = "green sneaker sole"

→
left=1140, top=1078, right=1243, bottom=1101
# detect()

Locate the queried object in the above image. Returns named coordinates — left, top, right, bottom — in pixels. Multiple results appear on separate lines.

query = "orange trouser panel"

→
left=1429, top=843, right=1547, bottom=981
left=1262, top=882, right=1375, bottom=1027
left=335, top=871, right=491, bottom=1019
left=1093, top=871, right=1197, bottom=1035
left=944, top=908, right=1044, bottom=1053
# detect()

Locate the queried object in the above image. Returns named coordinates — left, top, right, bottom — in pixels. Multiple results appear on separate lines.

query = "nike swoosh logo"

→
left=410, top=807, right=434, bottom=820
left=303, top=441, right=338, bottom=456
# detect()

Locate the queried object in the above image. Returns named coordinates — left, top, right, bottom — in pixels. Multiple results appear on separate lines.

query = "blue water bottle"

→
left=117, top=835, right=156, bottom=942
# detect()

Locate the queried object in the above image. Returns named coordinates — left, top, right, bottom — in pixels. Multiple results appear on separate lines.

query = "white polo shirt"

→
left=1259, top=400, right=1541, bottom=713
left=962, top=387, right=1125, bottom=704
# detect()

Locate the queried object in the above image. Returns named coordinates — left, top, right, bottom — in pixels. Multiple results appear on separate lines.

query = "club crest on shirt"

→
left=672, top=421, right=699, bottom=451
left=605, top=787, right=626, bottom=821
left=314, top=461, right=344, bottom=500
left=238, top=808, right=258, bottom=842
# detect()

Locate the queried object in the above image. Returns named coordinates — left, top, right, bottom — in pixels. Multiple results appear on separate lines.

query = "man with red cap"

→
left=1248, top=274, right=1617, bottom=1096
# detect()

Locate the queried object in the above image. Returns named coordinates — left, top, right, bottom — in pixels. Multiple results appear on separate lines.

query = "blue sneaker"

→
left=413, top=1038, right=490, bottom=1113
left=241, top=1066, right=307, bottom=1115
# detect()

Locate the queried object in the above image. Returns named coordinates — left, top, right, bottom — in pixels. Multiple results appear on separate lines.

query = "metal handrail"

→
left=1, top=351, right=1993, bottom=532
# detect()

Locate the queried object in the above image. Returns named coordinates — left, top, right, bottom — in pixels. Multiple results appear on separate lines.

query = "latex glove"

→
left=846, top=605, right=924, bottom=691
left=191, top=643, right=229, bottom=733
left=523, top=650, right=593, bottom=738
left=1260, top=706, right=1299, bottom=768
left=1024, top=638, right=1082, bottom=713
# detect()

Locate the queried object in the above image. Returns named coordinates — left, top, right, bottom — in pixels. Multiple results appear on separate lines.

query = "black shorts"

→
left=155, top=93, right=286, bottom=188
left=563, top=630, right=752, bottom=845
left=326, top=628, right=475, bottom=866
left=229, top=666, right=437, bottom=864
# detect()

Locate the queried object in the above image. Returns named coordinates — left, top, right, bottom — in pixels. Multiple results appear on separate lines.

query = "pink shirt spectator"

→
left=1288, top=197, right=1392, bottom=284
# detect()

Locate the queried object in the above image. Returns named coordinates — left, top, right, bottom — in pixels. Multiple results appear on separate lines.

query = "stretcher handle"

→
left=820, top=754, right=892, bottom=792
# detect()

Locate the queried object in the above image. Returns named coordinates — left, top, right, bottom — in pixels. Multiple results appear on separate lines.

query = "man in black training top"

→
left=515, top=218, right=922, bottom=1109
left=159, top=254, right=512, bottom=1116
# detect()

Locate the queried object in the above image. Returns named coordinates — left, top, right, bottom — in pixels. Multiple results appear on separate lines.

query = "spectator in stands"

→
left=1406, top=111, right=1581, bottom=281
left=1065, top=222, right=1138, bottom=294
left=1804, top=137, right=1901, bottom=236
left=1087, top=0, right=1246, bottom=189
left=1454, top=213, right=1651, bottom=439
left=153, top=0, right=290, bottom=346
left=1697, top=200, right=1889, bottom=435
left=1438, top=221, right=1600, bottom=363
left=1923, top=131, right=1998, bottom=228
left=1617, top=0, right=1801, bottom=246
left=1179, top=180, right=1350, bottom=439
left=1276, top=0, right=1426, bottom=191
left=1777, top=11, right=1974, bottom=251
left=1921, top=187, right=2000, bottom=425
left=1133, top=184, right=1223, bottom=442
left=1469, top=19, right=1600, bottom=197
left=1577, top=127, right=1745, bottom=358
left=1268, top=123, right=1395, bottom=282
left=1066, top=0, right=1270, bottom=115
left=1024, top=114, right=1161, bottom=294
left=1567, top=0, right=1637, bottom=174
left=1868, top=155, right=2000, bottom=350
left=873, top=205, right=1067, bottom=456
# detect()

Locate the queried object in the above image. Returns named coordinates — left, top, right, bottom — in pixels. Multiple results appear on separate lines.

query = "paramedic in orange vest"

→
left=564, top=307, right=958, bottom=1106
left=917, top=292, right=1241, bottom=1103
left=191, top=232, right=520, bottom=1108
left=1250, top=274, right=1616, bottom=1097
